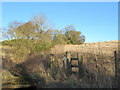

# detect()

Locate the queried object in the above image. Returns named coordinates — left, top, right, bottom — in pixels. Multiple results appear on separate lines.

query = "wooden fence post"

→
left=63, top=55, right=67, bottom=69
left=118, top=50, right=120, bottom=88
left=66, top=52, right=71, bottom=74
left=114, top=51, right=119, bottom=87
left=50, top=54, right=55, bottom=70
left=77, top=52, right=83, bottom=77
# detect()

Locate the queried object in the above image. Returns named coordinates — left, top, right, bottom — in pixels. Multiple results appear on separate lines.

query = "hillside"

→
left=1, top=40, right=119, bottom=88
left=50, top=40, right=119, bottom=55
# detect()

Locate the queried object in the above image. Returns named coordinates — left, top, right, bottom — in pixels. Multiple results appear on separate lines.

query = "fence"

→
left=114, top=51, right=120, bottom=88
left=50, top=51, right=120, bottom=88
left=50, top=52, right=84, bottom=76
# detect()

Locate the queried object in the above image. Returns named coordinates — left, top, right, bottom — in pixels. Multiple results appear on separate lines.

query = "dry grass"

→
left=50, top=41, right=118, bottom=55
left=45, top=41, right=118, bottom=88
left=2, top=41, right=119, bottom=88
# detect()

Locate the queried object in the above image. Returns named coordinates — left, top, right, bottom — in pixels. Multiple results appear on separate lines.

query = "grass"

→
left=1, top=41, right=119, bottom=88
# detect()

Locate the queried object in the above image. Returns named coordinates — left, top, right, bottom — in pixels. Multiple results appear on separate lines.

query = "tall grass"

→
left=2, top=41, right=119, bottom=88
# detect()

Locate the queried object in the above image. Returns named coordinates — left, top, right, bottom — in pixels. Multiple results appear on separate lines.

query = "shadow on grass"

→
left=2, top=52, right=118, bottom=88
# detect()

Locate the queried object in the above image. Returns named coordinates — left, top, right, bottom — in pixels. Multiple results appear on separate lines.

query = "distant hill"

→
left=50, top=40, right=119, bottom=55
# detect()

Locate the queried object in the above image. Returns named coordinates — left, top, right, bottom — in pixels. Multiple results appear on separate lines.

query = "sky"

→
left=2, top=2, right=118, bottom=43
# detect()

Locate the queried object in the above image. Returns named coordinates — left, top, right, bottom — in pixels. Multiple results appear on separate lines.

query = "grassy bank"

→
left=2, top=41, right=119, bottom=88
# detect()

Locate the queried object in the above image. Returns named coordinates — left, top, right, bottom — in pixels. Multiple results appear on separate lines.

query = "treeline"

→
left=3, top=14, right=85, bottom=61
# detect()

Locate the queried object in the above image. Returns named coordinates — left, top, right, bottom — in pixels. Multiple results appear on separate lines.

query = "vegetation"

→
left=2, top=13, right=119, bottom=88
left=2, top=14, right=85, bottom=62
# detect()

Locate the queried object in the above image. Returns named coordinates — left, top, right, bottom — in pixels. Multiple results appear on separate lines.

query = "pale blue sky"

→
left=2, top=2, right=118, bottom=42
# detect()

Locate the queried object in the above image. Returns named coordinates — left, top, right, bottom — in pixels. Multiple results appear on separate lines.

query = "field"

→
left=1, top=41, right=120, bottom=88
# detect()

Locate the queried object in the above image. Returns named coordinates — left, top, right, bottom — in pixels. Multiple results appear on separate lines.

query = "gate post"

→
left=50, top=54, right=55, bottom=71
left=77, top=52, right=83, bottom=77
left=66, top=52, right=71, bottom=74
